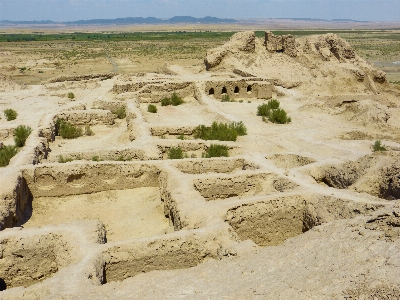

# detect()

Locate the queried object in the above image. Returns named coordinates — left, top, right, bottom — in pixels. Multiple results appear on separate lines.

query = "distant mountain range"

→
left=0, top=16, right=238, bottom=26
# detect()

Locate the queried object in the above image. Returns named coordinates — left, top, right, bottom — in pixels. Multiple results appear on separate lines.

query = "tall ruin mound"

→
left=204, top=31, right=388, bottom=95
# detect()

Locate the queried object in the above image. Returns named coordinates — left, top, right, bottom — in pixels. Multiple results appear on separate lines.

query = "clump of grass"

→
left=57, top=119, right=83, bottom=139
left=67, top=92, right=75, bottom=99
left=92, top=156, right=101, bottom=162
left=112, top=107, right=126, bottom=119
left=4, top=109, right=17, bottom=121
left=194, top=121, right=247, bottom=142
left=202, top=144, right=229, bottom=158
left=84, top=125, right=94, bottom=136
left=58, top=155, right=73, bottom=163
left=0, top=145, right=19, bottom=167
left=161, top=92, right=184, bottom=106
left=177, top=134, right=185, bottom=140
left=14, top=125, right=32, bottom=147
left=221, top=94, right=234, bottom=102
left=147, top=104, right=157, bottom=113
left=257, top=99, right=291, bottom=124
left=116, top=156, right=132, bottom=161
left=168, top=147, right=184, bottom=159
left=373, top=140, right=386, bottom=152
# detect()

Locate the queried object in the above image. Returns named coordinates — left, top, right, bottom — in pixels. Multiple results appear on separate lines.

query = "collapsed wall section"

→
left=205, top=80, right=272, bottom=99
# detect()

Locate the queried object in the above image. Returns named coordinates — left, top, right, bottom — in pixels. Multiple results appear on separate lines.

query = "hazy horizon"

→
left=0, top=0, right=399, bottom=23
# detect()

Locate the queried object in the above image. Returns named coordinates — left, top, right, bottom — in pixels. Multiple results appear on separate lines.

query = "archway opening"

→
left=209, top=88, right=215, bottom=95
left=247, top=85, right=252, bottom=92
left=234, top=86, right=240, bottom=94
left=222, top=87, right=227, bottom=94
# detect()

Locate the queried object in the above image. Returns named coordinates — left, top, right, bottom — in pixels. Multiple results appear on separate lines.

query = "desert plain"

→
left=0, top=23, right=400, bottom=299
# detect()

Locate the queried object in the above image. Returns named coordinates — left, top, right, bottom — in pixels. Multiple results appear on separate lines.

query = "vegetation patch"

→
left=4, top=109, right=17, bottom=121
left=161, top=92, right=184, bottom=106
left=112, top=107, right=126, bottom=119
left=84, top=125, right=94, bottom=136
left=373, top=140, right=387, bottom=152
left=56, top=119, right=83, bottom=139
left=147, top=104, right=157, bottom=113
left=58, top=155, right=74, bottom=163
left=257, top=99, right=291, bottom=124
left=202, top=144, right=229, bottom=158
left=221, top=94, right=234, bottom=102
left=14, top=125, right=32, bottom=147
left=67, top=92, right=75, bottom=99
left=0, top=145, right=19, bottom=167
left=168, top=147, right=184, bottom=159
left=194, top=121, right=247, bottom=142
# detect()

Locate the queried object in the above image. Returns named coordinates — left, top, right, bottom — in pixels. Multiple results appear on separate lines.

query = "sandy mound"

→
left=205, top=31, right=389, bottom=96
left=0, top=74, right=20, bottom=92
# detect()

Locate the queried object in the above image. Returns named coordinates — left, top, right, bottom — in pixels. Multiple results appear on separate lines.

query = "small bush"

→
left=203, top=144, right=229, bottom=158
left=257, top=99, right=291, bottom=124
left=373, top=140, right=386, bottom=152
left=0, top=145, right=19, bottom=167
left=116, top=156, right=132, bottom=161
left=161, top=92, right=184, bottom=106
left=194, top=121, right=247, bottom=142
left=168, top=147, right=184, bottom=159
left=58, top=155, right=73, bottom=163
left=4, top=109, right=17, bottom=121
left=221, top=94, right=233, bottom=102
left=14, top=125, right=32, bottom=147
left=177, top=134, right=185, bottom=140
left=67, top=92, right=75, bottom=99
left=92, top=156, right=101, bottom=162
left=112, top=107, right=126, bottom=119
left=58, top=120, right=82, bottom=139
left=84, top=125, right=94, bottom=136
left=148, top=104, right=157, bottom=113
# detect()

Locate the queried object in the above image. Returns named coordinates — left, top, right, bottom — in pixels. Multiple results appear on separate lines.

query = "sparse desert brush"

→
left=57, top=119, right=83, bottom=139
left=14, top=125, right=32, bottom=147
left=257, top=99, right=291, bottom=124
left=112, top=107, right=126, bottom=119
left=0, top=145, right=19, bottom=167
left=221, top=94, right=234, bottom=102
left=147, top=104, right=157, bottom=113
left=4, top=109, right=17, bottom=121
left=84, top=125, right=94, bottom=136
left=373, top=140, right=386, bottom=152
left=116, top=156, right=132, bottom=161
left=92, top=156, right=101, bottom=162
left=177, top=134, right=185, bottom=140
left=168, top=147, right=184, bottom=159
left=161, top=92, right=184, bottom=106
left=58, top=155, right=73, bottom=163
left=67, top=92, right=75, bottom=99
left=194, top=121, right=247, bottom=142
left=202, top=144, right=229, bottom=158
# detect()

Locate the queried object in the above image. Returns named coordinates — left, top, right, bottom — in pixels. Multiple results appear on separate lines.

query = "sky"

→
left=0, top=0, right=399, bottom=22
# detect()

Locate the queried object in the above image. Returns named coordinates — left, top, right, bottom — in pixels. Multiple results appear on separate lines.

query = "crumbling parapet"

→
left=265, top=31, right=297, bottom=57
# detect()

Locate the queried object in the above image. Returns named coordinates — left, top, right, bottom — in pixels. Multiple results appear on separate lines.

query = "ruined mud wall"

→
left=205, top=80, right=272, bottom=99
left=265, top=31, right=297, bottom=57
left=22, top=162, right=160, bottom=198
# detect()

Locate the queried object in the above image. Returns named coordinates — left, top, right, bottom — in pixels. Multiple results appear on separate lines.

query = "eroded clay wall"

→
left=205, top=80, right=272, bottom=99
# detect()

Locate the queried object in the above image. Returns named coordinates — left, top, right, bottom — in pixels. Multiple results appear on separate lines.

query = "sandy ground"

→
left=24, top=188, right=172, bottom=242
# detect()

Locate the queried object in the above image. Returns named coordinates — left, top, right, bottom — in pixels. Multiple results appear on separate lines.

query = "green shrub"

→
left=221, top=94, right=233, bottom=102
left=148, top=104, right=157, bottom=113
left=112, top=107, right=126, bottom=119
left=116, top=156, right=132, bottom=161
left=269, top=108, right=291, bottom=124
left=4, top=109, right=17, bottom=121
left=203, top=144, right=229, bottom=158
left=0, top=145, right=19, bottom=167
left=168, top=147, right=184, bottom=159
left=177, top=134, right=185, bottom=140
left=92, top=156, right=101, bottom=162
left=14, top=125, right=32, bottom=147
left=84, top=125, right=94, bottom=136
left=373, top=140, right=386, bottom=152
left=58, top=155, right=73, bottom=163
left=257, top=99, right=291, bottom=124
left=161, top=92, right=184, bottom=106
left=58, top=120, right=82, bottom=139
left=194, top=121, right=247, bottom=142
left=67, top=92, right=75, bottom=99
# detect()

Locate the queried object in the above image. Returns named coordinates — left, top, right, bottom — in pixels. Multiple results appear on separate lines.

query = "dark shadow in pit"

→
left=14, top=177, right=33, bottom=228
left=0, top=278, right=6, bottom=291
